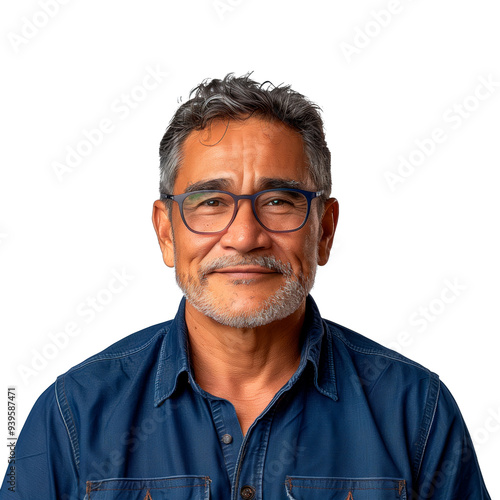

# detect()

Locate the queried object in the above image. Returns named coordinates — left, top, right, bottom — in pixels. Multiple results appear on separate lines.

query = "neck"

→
left=185, top=300, right=305, bottom=397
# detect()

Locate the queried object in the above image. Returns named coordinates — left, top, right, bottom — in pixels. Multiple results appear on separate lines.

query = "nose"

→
left=219, top=198, right=273, bottom=253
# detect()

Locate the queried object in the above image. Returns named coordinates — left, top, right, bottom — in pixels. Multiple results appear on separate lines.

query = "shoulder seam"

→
left=412, top=372, right=440, bottom=480
left=51, top=324, right=169, bottom=471
left=54, top=376, right=80, bottom=471
left=64, top=326, right=168, bottom=376
left=325, top=320, right=432, bottom=374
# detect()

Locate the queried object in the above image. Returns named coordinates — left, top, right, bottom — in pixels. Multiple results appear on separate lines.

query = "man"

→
left=1, top=74, right=490, bottom=499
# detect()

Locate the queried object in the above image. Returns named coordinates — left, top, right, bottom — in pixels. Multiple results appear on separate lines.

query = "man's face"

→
left=155, top=117, right=336, bottom=328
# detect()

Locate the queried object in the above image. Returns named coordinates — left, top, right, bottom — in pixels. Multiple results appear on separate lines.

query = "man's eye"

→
left=267, top=198, right=289, bottom=206
left=266, top=198, right=296, bottom=209
left=202, top=199, right=220, bottom=207
left=194, top=197, right=231, bottom=209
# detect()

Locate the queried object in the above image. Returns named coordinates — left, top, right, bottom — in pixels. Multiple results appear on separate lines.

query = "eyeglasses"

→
left=160, top=188, right=324, bottom=234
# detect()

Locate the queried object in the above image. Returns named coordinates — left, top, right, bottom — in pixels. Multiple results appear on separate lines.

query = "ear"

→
left=318, top=198, right=339, bottom=266
left=152, top=200, right=175, bottom=268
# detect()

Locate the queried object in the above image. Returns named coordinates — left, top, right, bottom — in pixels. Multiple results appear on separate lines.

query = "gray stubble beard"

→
left=175, top=254, right=316, bottom=329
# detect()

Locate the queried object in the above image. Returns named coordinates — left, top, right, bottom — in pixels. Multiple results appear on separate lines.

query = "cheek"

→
left=172, top=226, right=220, bottom=269
left=275, top=233, right=319, bottom=275
left=299, top=228, right=322, bottom=271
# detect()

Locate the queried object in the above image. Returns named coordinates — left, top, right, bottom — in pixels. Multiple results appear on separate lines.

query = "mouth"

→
left=210, top=266, right=278, bottom=279
left=198, top=256, right=293, bottom=283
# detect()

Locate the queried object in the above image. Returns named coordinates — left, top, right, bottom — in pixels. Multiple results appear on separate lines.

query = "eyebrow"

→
left=183, top=177, right=303, bottom=194
left=185, top=178, right=232, bottom=193
left=257, top=178, right=301, bottom=190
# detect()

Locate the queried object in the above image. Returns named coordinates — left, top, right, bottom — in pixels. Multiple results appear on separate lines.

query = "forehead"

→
left=174, top=117, right=310, bottom=191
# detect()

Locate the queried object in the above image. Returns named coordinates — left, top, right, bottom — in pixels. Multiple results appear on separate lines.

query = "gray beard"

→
left=175, top=255, right=316, bottom=328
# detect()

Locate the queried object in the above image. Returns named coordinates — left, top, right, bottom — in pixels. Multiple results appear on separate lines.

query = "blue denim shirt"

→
left=1, top=296, right=490, bottom=499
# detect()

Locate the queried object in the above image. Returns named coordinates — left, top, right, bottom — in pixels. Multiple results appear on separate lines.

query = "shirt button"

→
left=221, top=434, right=233, bottom=444
left=240, top=485, right=256, bottom=499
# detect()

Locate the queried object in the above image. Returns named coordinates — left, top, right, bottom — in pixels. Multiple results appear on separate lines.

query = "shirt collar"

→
left=301, top=296, right=338, bottom=401
left=154, top=298, right=191, bottom=406
left=154, top=295, right=337, bottom=407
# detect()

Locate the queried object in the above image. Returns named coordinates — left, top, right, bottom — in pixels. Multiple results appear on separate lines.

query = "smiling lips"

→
left=198, top=255, right=294, bottom=281
left=211, top=266, right=278, bottom=279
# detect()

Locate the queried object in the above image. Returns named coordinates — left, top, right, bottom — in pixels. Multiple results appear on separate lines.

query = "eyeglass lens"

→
left=181, top=190, right=309, bottom=233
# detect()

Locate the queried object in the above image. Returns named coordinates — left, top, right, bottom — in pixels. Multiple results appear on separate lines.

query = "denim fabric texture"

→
left=0, top=296, right=490, bottom=499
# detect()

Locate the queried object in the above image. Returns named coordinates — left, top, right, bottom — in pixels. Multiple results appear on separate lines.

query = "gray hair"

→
left=159, top=73, right=331, bottom=199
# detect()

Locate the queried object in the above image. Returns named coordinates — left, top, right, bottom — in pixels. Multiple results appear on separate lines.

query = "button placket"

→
left=208, top=399, right=242, bottom=484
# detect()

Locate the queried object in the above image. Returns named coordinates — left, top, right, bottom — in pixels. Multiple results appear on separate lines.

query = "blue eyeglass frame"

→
left=159, top=188, right=324, bottom=234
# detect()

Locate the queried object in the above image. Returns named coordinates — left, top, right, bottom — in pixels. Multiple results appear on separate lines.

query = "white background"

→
left=1, top=0, right=499, bottom=495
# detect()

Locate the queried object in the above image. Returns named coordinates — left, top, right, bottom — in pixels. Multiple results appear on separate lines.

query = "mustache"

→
left=198, top=255, right=294, bottom=280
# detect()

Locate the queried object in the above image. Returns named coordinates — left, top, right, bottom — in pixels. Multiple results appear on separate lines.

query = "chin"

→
left=183, top=278, right=313, bottom=329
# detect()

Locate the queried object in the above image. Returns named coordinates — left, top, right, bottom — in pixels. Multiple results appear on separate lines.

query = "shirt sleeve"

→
left=414, top=380, right=491, bottom=499
left=0, top=384, right=79, bottom=500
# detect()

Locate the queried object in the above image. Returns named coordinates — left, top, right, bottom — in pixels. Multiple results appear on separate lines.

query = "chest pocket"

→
left=85, top=476, right=211, bottom=500
left=285, top=477, right=407, bottom=500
